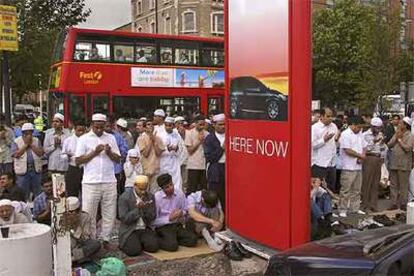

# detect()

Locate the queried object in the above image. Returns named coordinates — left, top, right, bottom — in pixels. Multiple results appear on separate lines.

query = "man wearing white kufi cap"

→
left=153, top=109, right=166, bottom=133
left=116, top=118, right=134, bottom=150
left=0, top=199, right=29, bottom=225
left=12, top=123, right=44, bottom=201
left=158, top=117, right=182, bottom=191
left=63, top=197, right=101, bottom=262
left=44, top=113, right=70, bottom=173
left=361, top=117, right=386, bottom=212
left=204, top=113, right=226, bottom=210
left=75, top=113, right=121, bottom=243
left=387, top=116, right=414, bottom=211
left=174, top=116, right=189, bottom=192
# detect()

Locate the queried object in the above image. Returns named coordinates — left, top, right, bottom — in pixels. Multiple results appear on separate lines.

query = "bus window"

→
left=74, top=42, right=110, bottom=61
left=135, top=43, right=157, bottom=63
left=114, top=44, right=134, bottom=62
left=175, top=48, right=199, bottom=65
left=69, top=95, right=86, bottom=124
left=112, top=96, right=200, bottom=119
left=160, top=47, right=173, bottom=64
left=92, top=95, right=109, bottom=115
left=201, top=49, right=224, bottom=67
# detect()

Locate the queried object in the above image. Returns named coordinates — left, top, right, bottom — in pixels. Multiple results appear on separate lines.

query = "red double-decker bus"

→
left=48, top=28, right=224, bottom=124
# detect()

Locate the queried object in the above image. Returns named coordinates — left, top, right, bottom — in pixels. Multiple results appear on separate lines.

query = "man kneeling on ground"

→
left=187, top=190, right=224, bottom=251
left=62, top=197, right=101, bottom=263
left=153, top=173, right=197, bottom=251
left=118, top=175, right=159, bottom=256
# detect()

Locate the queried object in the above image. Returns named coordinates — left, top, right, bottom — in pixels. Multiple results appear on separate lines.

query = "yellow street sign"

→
left=0, top=5, right=18, bottom=52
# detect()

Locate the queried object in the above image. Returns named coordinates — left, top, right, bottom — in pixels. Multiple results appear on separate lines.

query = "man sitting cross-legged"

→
left=187, top=189, right=224, bottom=251
left=118, top=175, right=159, bottom=256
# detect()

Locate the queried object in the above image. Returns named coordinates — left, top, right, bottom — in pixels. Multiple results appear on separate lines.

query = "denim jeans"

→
left=16, top=169, right=42, bottom=201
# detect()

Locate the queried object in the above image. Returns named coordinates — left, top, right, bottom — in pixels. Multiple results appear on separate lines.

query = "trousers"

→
left=389, top=169, right=410, bottom=208
left=187, top=169, right=207, bottom=195
left=339, top=170, right=362, bottom=213
left=155, top=223, right=198, bottom=252
left=65, top=165, right=83, bottom=197
left=361, top=156, right=382, bottom=211
left=16, top=169, right=41, bottom=201
left=82, top=183, right=117, bottom=241
left=121, top=228, right=159, bottom=256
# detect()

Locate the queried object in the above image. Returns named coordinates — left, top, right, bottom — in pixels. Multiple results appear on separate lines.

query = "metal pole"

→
left=2, top=51, right=11, bottom=126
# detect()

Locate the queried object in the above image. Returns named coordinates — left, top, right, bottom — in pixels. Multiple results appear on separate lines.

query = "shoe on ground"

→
left=339, top=212, right=347, bottom=218
left=223, top=242, right=243, bottom=261
left=332, top=213, right=339, bottom=218
left=234, top=241, right=251, bottom=258
left=400, top=205, right=407, bottom=211
left=356, top=210, right=366, bottom=215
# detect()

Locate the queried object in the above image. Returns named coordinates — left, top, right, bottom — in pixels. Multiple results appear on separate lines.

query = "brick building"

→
left=130, top=0, right=224, bottom=37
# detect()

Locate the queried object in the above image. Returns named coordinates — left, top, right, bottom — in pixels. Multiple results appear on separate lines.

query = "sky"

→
left=78, top=0, right=131, bottom=30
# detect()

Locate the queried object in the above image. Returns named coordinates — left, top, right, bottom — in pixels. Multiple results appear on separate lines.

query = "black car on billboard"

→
left=230, top=76, right=288, bottom=121
left=264, top=224, right=414, bottom=276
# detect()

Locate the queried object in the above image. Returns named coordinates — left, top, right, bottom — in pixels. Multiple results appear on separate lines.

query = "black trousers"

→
left=155, top=223, right=198, bottom=252
left=121, top=228, right=159, bottom=256
left=116, top=172, right=126, bottom=196
left=65, top=165, right=83, bottom=197
left=187, top=169, right=207, bottom=195
left=208, top=164, right=226, bottom=212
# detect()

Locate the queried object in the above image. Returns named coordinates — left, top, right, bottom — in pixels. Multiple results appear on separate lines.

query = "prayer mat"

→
left=146, top=240, right=214, bottom=261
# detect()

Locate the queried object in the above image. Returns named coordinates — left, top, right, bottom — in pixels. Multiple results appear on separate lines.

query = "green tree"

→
left=313, top=0, right=403, bottom=113
left=7, top=0, right=90, bottom=100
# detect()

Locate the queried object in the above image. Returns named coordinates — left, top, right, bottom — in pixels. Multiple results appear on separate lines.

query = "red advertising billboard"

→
left=226, top=0, right=311, bottom=249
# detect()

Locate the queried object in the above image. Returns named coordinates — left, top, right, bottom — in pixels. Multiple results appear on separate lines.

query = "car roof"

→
left=278, top=225, right=414, bottom=261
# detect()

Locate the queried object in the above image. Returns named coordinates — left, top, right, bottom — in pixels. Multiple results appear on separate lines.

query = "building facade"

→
left=130, top=0, right=224, bottom=37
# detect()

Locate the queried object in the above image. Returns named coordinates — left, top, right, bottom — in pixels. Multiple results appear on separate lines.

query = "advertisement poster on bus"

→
left=175, top=69, right=225, bottom=88
left=131, top=67, right=174, bottom=87
left=229, top=1, right=288, bottom=121
left=227, top=0, right=293, bottom=250
left=131, top=67, right=225, bottom=89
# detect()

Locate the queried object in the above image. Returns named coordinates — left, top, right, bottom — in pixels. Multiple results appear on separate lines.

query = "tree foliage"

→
left=313, top=0, right=406, bottom=113
left=6, top=0, right=90, bottom=100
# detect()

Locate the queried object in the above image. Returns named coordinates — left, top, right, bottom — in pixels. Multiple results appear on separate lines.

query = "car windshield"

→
left=363, top=231, right=414, bottom=255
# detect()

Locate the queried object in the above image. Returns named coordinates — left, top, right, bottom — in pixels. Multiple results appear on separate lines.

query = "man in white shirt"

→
left=311, top=108, right=338, bottom=193
left=43, top=113, right=70, bottom=173
left=159, top=117, right=182, bottom=191
left=338, top=116, right=367, bottom=217
left=62, top=121, right=86, bottom=197
left=75, top=114, right=121, bottom=243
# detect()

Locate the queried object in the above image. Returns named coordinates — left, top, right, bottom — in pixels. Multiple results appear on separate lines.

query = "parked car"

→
left=265, top=224, right=414, bottom=276
left=230, top=76, right=288, bottom=121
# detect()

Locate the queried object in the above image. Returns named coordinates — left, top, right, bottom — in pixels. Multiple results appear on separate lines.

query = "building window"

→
left=211, top=12, right=224, bottom=34
left=136, top=0, right=143, bottom=15
left=149, top=0, right=155, bottom=10
left=182, top=10, right=196, bottom=32
left=136, top=25, right=143, bottom=32
left=164, top=16, right=171, bottom=34
left=150, top=21, right=156, bottom=33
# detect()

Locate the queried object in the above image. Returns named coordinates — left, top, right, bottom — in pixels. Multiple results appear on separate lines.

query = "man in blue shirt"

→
left=33, top=178, right=53, bottom=225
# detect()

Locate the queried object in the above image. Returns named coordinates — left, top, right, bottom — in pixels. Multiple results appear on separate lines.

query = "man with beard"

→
left=62, top=197, right=101, bottom=263
left=159, top=117, right=182, bottom=191
left=75, top=113, right=121, bottom=243
left=185, top=115, right=208, bottom=195
left=118, top=175, right=159, bottom=256
left=137, top=120, right=165, bottom=194
left=0, top=199, right=29, bottom=225
left=204, top=114, right=226, bottom=210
